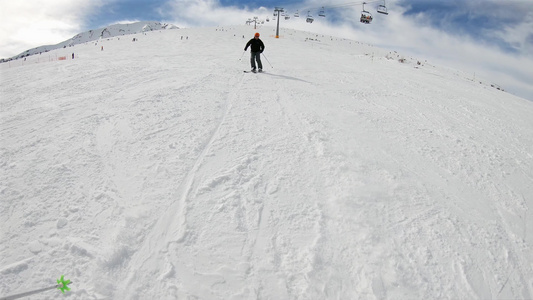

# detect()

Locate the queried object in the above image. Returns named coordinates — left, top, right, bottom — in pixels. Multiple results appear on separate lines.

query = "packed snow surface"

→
left=1, top=25, right=533, bottom=299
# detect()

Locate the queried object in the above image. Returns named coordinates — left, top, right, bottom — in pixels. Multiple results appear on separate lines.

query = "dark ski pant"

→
left=250, top=52, right=263, bottom=70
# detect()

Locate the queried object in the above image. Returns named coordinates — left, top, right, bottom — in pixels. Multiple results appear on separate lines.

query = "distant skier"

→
left=244, top=32, right=265, bottom=72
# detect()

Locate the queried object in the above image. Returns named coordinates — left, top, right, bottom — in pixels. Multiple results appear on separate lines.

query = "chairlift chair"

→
left=360, top=11, right=373, bottom=24
left=294, top=10, right=299, bottom=17
left=306, top=11, right=314, bottom=23
left=360, top=2, right=373, bottom=24
left=318, top=7, right=326, bottom=17
left=377, top=0, right=388, bottom=15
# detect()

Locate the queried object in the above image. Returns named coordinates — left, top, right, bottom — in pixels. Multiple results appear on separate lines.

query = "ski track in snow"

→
left=1, top=26, right=533, bottom=300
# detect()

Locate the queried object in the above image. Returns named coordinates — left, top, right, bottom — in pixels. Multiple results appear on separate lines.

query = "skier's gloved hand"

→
left=260, top=50, right=263, bottom=53
left=244, top=48, right=247, bottom=51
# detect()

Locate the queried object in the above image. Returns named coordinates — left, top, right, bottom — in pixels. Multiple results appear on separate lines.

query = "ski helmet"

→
left=255, top=32, right=260, bottom=37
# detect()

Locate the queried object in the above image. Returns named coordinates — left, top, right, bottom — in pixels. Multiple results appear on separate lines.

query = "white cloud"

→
left=491, top=11, right=533, bottom=57
left=160, top=0, right=269, bottom=28
left=0, top=0, right=104, bottom=58
left=115, top=19, right=142, bottom=25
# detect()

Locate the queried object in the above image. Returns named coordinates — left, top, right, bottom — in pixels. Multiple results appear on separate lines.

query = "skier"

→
left=244, top=32, right=265, bottom=72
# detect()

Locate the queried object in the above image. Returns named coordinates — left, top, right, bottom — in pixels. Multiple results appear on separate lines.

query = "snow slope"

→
left=1, top=25, right=533, bottom=299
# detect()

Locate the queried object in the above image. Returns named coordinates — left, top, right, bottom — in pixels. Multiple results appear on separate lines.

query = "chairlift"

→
left=306, top=11, right=314, bottom=23
left=285, top=14, right=291, bottom=20
left=377, top=0, right=388, bottom=15
left=266, top=17, right=270, bottom=22
left=318, top=7, right=326, bottom=17
left=294, top=10, right=299, bottom=17
left=360, top=2, right=373, bottom=24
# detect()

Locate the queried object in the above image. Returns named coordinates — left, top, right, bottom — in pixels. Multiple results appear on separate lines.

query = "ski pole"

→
left=0, top=275, right=72, bottom=300
left=238, top=51, right=245, bottom=61
left=262, top=52, right=273, bottom=68
left=1, top=285, right=60, bottom=300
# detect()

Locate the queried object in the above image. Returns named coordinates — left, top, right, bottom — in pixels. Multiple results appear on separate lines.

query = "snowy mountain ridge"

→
left=1, top=25, right=532, bottom=299
left=3, top=21, right=179, bottom=61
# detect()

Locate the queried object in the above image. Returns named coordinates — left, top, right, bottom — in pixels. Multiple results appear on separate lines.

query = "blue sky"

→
left=399, top=0, right=533, bottom=54
left=1, top=0, right=532, bottom=100
left=87, top=0, right=167, bottom=28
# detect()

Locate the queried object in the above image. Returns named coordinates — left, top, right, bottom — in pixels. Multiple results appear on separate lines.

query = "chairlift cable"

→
left=280, top=0, right=383, bottom=14
left=267, top=0, right=388, bottom=26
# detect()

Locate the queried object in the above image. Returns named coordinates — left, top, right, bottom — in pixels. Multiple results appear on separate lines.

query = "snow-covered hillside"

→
left=3, top=21, right=178, bottom=61
left=1, top=25, right=532, bottom=299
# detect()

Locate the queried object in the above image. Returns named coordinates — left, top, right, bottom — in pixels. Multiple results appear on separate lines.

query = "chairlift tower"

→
left=274, top=7, right=284, bottom=38
left=247, top=17, right=259, bottom=29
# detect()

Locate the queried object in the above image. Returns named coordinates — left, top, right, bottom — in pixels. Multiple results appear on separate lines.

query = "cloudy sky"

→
left=1, top=0, right=532, bottom=100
